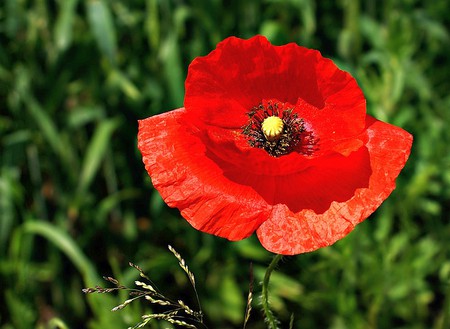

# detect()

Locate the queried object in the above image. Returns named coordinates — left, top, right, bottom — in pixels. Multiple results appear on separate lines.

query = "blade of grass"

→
left=0, top=168, right=21, bottom=254
left=145, top=0, right=160, bottom=50
left=107, top=69, right=141, bottom=101
left=54, top=0, right=79, bottom=53
left=21, top=220, right=124, bottom=328
left=159, top=33, right=184, bottom=108
left=22, top=220, right=99, bottom=285
left=76, top=118, right=120, bottom=198
left=24, top=95, right=75, bottom=170
left=86, top=0, right=117, bottom=65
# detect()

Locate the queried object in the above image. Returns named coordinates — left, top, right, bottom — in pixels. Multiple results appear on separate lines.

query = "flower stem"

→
left=261, top=254, right=283, bottom=329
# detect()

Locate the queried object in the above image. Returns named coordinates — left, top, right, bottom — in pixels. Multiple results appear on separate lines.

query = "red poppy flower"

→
left=138, top=35, right=412, bottom=255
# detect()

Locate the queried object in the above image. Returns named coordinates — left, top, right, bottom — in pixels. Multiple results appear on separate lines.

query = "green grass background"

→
left=1, top=0, right=449, bottom=328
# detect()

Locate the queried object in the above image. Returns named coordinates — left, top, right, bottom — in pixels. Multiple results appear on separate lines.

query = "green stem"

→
left=261, top=254, right=283, bottom=329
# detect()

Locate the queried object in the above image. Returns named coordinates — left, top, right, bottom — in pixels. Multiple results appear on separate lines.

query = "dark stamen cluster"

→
left=243, top=100, right=318, bottom=157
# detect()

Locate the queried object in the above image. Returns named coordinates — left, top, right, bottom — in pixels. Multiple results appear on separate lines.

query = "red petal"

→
left=138, top=108, right=271, bottom=240
left=204, top=125, right=371, bottom=214
left=185, top=35, right=366, bottom=135
left=296, top=98, right=366, bottom=156
left=256, top=115, right=413, bottom=255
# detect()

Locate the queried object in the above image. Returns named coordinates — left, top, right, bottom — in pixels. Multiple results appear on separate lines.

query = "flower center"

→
left=261, top=116, right=284, bottom=141
left=242, top=99, right=318, bottom=157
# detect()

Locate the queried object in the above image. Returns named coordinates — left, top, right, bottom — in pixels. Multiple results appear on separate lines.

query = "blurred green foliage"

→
left=1, top=0, right=449, bottom=328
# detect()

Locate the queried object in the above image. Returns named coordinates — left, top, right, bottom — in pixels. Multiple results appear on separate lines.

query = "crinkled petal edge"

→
left=256, top=116, right=413, bottom=255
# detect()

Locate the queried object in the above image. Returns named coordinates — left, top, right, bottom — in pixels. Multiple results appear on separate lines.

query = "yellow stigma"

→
left=261, top=116, right=284, bottom=141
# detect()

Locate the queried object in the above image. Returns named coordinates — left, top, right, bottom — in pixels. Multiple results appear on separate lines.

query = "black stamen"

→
left=242, top=100, right=318, bottom=157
